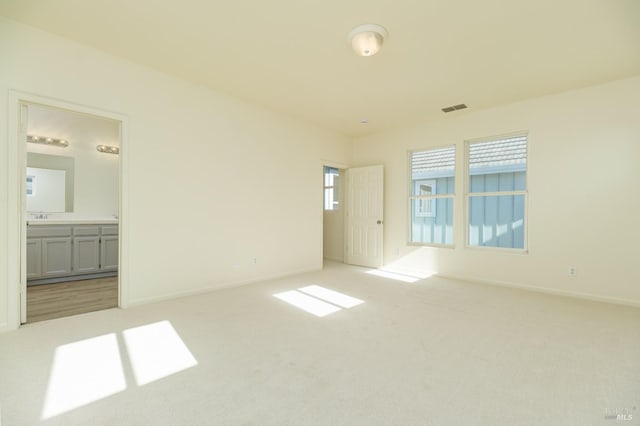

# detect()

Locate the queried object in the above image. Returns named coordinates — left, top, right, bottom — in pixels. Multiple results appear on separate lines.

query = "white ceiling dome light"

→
left=348, top=24, right=388, bottom=57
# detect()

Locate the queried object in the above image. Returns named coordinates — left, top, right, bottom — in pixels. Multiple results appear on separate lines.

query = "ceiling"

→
left=2, top=0, right=639, bottom=137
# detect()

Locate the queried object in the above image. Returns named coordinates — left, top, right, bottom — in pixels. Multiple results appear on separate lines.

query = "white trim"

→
left=407, top=242, right=454, bottom=249
left=437, top=273, right=640, bottom=308
left=464, top=130, right=529, bottom=145
left=467, top=190, right=526, bottom=198
left=320, top=159, right=349, bottom=170
left=6, top=90, right=130, bottom=330
left=7, top=92, right=22, bottom=330
left=464, top=245, right=528, bottom=255
left=410, top=193, right=455, bottom=201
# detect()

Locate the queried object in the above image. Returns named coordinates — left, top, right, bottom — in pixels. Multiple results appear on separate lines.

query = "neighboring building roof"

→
left=469, top=134, right=527, bottom=170
left=411, top=146, right=455, bottom=177
left=412, top=135, right=527, bottom=179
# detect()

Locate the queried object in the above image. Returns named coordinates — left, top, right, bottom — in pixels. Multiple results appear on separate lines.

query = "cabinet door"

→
left=73, top=236, right=100, bottom=275
left=100, top=236, right=119, bottom=271
left=26, top=239, right=42, bottom=279
left=42, top=237, right=72, bottom=277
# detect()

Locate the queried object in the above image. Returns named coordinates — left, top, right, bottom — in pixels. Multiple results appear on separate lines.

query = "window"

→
left=414, top=180, right=436, bottom=217
left=466, top=134, right=527, bottom=249
left=323, top=166, right=340, bottom=210
left=409, top=146, right=455, bottom=245
left=26, top=175, right=35, bottom=196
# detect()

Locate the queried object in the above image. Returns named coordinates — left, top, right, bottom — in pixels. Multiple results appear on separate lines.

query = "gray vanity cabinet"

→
left=100, top=227, right=119, bottom=271
left=27, top=226, right=73, bottom=279
left=27, top=223, right=118, bottom=283
left=26, top=239, right=42, bottom=279
left=42, top=238, right=73, bottom=277
left=73, top=227, right=101, bottom=275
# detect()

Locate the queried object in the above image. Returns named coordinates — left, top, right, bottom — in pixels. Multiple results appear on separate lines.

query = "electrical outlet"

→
left=252, top=257, right=257, bottom=265
left=568, top=266, right=577, bottom=277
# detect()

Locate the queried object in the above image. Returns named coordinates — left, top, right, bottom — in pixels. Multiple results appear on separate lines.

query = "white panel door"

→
left=346, top=165, right=384, bottom=268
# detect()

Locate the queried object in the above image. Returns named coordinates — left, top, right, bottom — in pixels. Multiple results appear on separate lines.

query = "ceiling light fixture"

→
left=96, top=145, right=119, bottom=155
left=348, top=24, right=388, bottom=57
left=27, top=134, right=69, bottom=148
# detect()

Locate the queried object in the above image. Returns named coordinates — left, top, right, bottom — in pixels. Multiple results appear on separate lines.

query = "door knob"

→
left=377, top=220, right=383, bottom=224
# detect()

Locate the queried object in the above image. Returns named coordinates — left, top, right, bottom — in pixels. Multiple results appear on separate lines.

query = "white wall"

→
left=352, top=76, right=640, bottom=305
left=0, top=18, right=350, bottom=331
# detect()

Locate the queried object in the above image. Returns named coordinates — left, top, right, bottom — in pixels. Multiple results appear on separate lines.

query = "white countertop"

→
left=27, top=219, right=119, bottom=225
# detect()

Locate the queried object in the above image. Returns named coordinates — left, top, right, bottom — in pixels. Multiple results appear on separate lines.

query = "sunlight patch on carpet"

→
left=274, top=286, right=364, bottom=317
left=42, top=333, right=126, bottom=419
left=298, top=285, right=364, bottom=308
left=123, top=321, right=198, bottom=386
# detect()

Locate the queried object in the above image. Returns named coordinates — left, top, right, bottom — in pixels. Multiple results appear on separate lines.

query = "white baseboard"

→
left=437, top=273, right=640, bottom=308
left=126, top=266, right=321, bottom=308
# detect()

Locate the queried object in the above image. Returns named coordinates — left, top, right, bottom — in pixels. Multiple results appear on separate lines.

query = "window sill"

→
left=407, top=242, right=455, bottom=249
left=465, top=245, right=528, bottom=254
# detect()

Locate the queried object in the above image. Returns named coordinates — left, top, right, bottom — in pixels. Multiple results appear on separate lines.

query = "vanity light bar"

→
left=27, top=135, right=69, bottom=148
left=96, top=145, right=120, bottom=155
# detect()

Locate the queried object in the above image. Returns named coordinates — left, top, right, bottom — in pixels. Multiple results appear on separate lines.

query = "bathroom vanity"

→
left=26, top=220, right=118, bottom=285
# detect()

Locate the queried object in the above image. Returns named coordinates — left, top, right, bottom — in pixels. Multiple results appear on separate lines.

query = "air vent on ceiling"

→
left=441, top=103, right=467, bottom=113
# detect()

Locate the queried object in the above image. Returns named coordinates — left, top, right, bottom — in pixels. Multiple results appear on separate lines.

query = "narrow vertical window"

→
left=466, top=134, right=527, bottom=249
left=26, top=175, right=35, bottom=196
left=409, top=146, right=455, bottom=246
left=324, top=166, right=340, bottom=210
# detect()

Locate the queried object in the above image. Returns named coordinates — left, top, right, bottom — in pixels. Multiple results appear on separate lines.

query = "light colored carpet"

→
left=0, top=261, right=638, bottom=425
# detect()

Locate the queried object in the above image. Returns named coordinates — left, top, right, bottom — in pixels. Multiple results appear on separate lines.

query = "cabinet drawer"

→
left=27, top=226, right=72, bottom=238
left=73, top=226, right=100, bottom=236
left=101, top=225, right=119, bottom=236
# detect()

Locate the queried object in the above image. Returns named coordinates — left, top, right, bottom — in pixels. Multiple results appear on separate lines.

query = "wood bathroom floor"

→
left=26, top=277, right=118, bottom=323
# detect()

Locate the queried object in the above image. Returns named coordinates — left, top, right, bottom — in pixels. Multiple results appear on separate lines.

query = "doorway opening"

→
left=21, top=102, right=122, bottom=323
left=322, top=165, right=346, bottom=265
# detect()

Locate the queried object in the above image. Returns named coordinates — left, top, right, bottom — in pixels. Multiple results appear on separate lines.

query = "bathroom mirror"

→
left=26, top=152, right=75, bottom=212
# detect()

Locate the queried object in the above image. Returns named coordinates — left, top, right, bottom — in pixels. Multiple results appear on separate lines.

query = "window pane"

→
left=411, top=197, right=453, bottom=245
left=411, top=147, right=455, bottom=194
left=332, top=173, right=340, bottom=197
left=323, top=167, right=340, bottom=211
left=469, top=135, right=527, bottom=192
left=324, top=188, right=334, bottom=210
left=468, top=195, right=525, bottom=249
left=324, top=166, right=339, bottom=187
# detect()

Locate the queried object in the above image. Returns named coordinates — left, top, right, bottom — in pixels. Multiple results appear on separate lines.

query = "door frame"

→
left=7, top=90, right=130, bottom=329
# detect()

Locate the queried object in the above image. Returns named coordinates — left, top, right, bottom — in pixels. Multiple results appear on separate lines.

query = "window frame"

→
left=407, top=145, right=456, bottom=248
left=464, top=132, right=529, bottom=253
left=414, top=180, right=437, bottom=217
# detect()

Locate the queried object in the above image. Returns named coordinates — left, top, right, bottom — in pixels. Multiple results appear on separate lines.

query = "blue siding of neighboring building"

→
left=411, top=176, right=454, bottom=245
left=468, top=171, right=525, bottom=248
